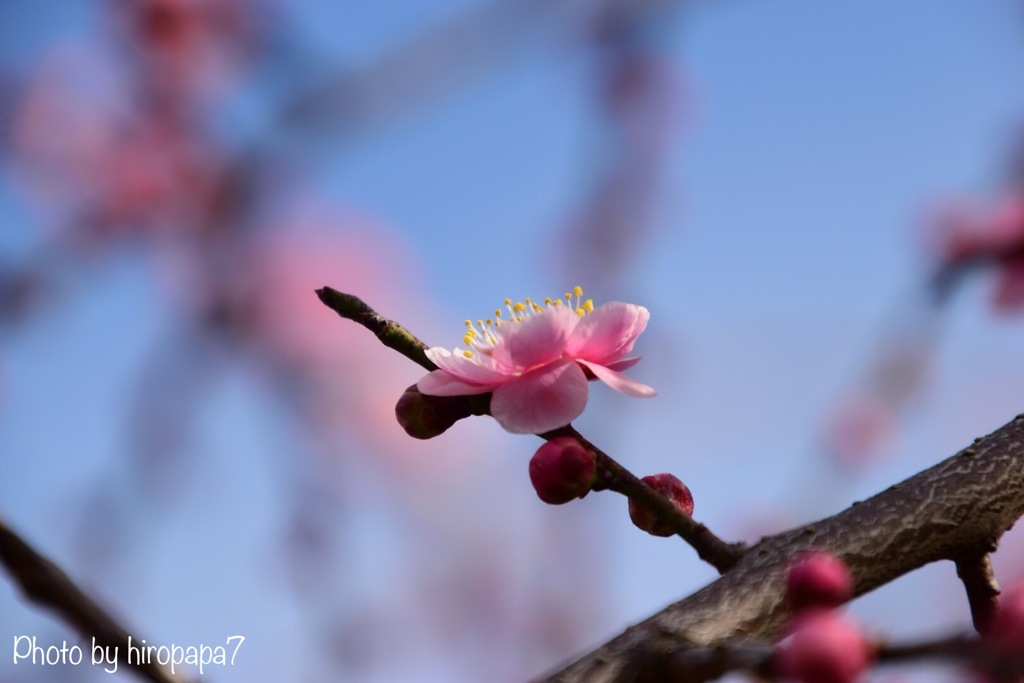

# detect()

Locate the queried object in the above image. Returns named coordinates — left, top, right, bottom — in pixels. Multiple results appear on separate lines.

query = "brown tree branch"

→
left=0, top=520, right=187, bottom=683
left=538, top=417, right=1024, bottom=681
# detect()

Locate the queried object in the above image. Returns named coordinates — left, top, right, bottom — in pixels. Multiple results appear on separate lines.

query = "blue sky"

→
left=3, top=2, right=1024, bottom=681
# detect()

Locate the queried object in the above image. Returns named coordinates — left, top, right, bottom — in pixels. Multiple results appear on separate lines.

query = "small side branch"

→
left=955, top=552, right=1000, bottom=635
left=316, top=286, right=435, bottom=371
left=0, top=520, right=185, bottom=683
left=551, top=426, right=746, bottom=574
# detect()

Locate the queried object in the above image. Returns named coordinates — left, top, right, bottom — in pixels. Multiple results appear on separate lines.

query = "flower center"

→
left=459, top=286, right=595, bottom=358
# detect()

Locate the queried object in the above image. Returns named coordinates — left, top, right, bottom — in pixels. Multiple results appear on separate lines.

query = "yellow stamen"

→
left=453, top=287, right=596, bottom=356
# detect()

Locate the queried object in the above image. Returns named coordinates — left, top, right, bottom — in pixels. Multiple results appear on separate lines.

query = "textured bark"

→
left=541, top=413, right=1024, bottom=682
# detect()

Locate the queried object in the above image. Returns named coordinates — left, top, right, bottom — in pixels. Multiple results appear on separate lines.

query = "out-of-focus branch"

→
left=880, top=633, right=1024, bottom=679
left=281, top=0, right=683, bottom=137
left=541, top=416, right=1024, bottom=682
left=927, top=236, right=1024, bottom=306
left=0, top=520, right=187, bottom=683
left=315, top=288, right=745, bottom=573
left=616, top=632, right=1024, bottom=683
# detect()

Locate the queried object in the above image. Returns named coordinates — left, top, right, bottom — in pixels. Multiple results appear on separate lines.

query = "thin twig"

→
left=549, top=425, right=745, bottom=573
left=315, top=288, right=745, bottom=572
left=0, top=520, right=187, bottom=683
left=316, top=286, right=435, bottom=371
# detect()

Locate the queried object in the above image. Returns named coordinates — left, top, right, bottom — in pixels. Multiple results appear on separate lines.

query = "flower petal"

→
left=993, top=257, right=1024, bottom=311
left=490, top=359, right=588, bottom=434
left=577, top=360, right=656, bottom=397
left=425, top=347, right=507, bottom=384
left=566, top=302, right=649, bottom=365
left=605, top=356, right=642, bottom=372
left=491, top=306, right=577, bottom=372
left=418, top=369, right=495, bottom=396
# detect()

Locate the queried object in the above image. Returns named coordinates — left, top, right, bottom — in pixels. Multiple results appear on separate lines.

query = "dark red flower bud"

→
left=988, top=581, right=1024, bottom=653
left=529, top=437, right=597, bottom=505
left=787, top=551, right=854, bottom=612
left=394, top=385, right=473, bottom=439
left=775, top=610, right=872, bottom=683
left=628, top=473, right=694, bottom=537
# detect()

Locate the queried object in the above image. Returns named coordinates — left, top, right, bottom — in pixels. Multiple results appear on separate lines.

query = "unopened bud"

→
left=787, top=551, right=853, bottom=612
left=529, top=437, right=597, bottom=505
left=988, top=581, right=1024, bottom=652
left=775, top=610, right=872, bottom=683
left=628, top=473, right=694, bottom=537
left=394, top=385, right=473, bottom=439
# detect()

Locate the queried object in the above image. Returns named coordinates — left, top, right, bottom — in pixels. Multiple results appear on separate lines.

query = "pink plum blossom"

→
left=111, top=0, right=267, bottom=102
left=930, top=194, right=1024, bottom=311
left=8, top=43, right=220, bottom=241
left=417, top=288, right=655, bottom=434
